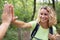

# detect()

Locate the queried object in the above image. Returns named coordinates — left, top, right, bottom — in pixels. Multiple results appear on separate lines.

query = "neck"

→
left=39, top=22, right=49, bottom=29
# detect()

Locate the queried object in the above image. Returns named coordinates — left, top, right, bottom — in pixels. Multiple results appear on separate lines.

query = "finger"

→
left=11, top=4, right=14, bottom=17
left=10, top=4, right=14, bottom=20
left=12, top=16, right=18, bottom=21
left=14, top=16, right=18, bottom=20
left=9, top=5, right=12, bottom=16
left=4, top=1, right=8, bottom=4
left=3, top=3, right=10, bottom=14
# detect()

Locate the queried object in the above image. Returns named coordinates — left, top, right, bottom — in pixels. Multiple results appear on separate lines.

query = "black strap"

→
left=49, top=27, right=53, bottom=34
left=49, top=27, right=53, bottom=40
left=31, top=23, right=53, bottom=40
left=31, top=23, right=39, bottom=40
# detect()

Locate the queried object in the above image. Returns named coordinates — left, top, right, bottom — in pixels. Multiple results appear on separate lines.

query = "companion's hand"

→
left=7, top=4, right=18, bottom=22
left=48, top=33, right=60, bottom=40
left=48, top=33, right=56, bottom=40
left=2, top=3, right=12, bottom=24
left=55, top=34, right=60, bottom=40
left=2, top=2, right=18, bottom=24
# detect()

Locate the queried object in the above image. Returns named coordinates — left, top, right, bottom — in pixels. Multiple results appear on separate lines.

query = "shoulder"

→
left=28, top=21, right=37, bottom=26
left=29, top=21, right=36, bottom=24
left=28, top=21, right=37, bottom=30
left=52, top=26, right=56, bottom=31
left=52, top=25, right=57, bottom=34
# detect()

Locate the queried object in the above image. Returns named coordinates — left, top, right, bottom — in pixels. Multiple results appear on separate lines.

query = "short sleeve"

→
left=28, top=21, right=37, bottom=31
left=52, top=26, right=57, bottom=34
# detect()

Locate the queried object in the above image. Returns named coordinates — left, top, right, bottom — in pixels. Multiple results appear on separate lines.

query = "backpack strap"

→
left=31, top=23, right=53, bottom=40
left=49, top=27, right=53, bottom=34
left=31, top=23, right=39, bottom=40
left=49, top=27, right=53, bottom=40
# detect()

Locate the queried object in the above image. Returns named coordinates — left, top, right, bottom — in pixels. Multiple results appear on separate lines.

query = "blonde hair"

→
left=36, top=6, right=57, bottom=26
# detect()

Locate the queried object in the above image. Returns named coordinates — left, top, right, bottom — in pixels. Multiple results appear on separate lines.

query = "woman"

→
left=0, top=3, right=13, bottom=40
left=12, top=6, right=58, bottom=40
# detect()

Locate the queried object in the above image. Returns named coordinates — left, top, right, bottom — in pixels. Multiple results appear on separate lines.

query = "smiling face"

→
left=39, top=9, right=49, bottom=23
left=37, top=6, right=57, bottom=26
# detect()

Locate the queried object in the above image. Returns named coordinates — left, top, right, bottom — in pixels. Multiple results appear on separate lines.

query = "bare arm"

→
left=0, top=23, right=10, bottom=40
left=0, top=3, right=12, bottom=40
left=13, top=20, right=32, bottom=28
left=9, top=4, right=32, bottom=28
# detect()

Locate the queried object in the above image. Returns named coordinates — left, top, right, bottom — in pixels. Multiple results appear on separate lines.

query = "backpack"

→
left=30, top=23, right=53, bottom=40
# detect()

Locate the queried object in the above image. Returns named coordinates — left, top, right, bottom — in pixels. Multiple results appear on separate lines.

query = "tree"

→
left=56, top=0, right=58, bottom=3
left=31, top=0, right=36, bottom=20
left=48, top=0, right=51, bottom=5
left=52, top=0, right=55, bottom=10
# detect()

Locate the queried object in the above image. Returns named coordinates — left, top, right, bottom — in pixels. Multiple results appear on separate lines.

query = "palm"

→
left=2, top=3, right=13, bottom=23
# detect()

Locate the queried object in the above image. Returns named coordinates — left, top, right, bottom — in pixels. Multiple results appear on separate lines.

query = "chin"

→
left=40, top=20, right=47, bottom=23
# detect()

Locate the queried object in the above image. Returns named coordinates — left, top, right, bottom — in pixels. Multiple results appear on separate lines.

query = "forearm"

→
left=0, top=22, right=10, bottom=40
left=13, top=20, right=31, bottom=28
left=13, top=20, right=25, bottom=26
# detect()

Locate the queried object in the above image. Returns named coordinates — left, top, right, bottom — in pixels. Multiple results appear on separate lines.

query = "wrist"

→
left=12, top=19, right=17, bottom=23
left=2, top=22, right=10, bottom=26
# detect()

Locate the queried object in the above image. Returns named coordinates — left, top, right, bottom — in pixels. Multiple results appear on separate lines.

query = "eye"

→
left=44, top=13, right=48, bottom=15
left=40, top=13, right=43, bottom=15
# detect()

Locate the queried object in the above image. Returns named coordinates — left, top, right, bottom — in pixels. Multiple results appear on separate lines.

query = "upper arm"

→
left=22, top=21, right=37, bottom=29
left=14, top=20, right=36, bottom=29
left=28, top=21, right=37, bottom=30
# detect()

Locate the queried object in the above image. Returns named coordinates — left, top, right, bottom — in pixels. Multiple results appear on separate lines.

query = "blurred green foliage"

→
left=0, top=0, right=60, bottom=40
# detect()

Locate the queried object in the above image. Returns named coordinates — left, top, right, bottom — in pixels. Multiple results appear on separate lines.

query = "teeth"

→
left=43, top=19, right=45, bottom=20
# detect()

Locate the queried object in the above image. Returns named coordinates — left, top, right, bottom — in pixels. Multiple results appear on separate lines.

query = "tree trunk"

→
left=43, top=0, right=44, bottom=2
left=31, top=0, right=36, bottom=20
left=18, top=28, right=22, bottom=40
left=56, top=0, right=58, bottom=3
left=18, top=0, right=30, bottom=40
left=52, top=0, right=55, bottom=10
left=18, top=28, right=30, bottom=40
left=48, top=0, right=51, bottom=5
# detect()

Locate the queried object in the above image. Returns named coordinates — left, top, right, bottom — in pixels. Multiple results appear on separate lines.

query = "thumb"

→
left=12, top=16, right=18, bottom=21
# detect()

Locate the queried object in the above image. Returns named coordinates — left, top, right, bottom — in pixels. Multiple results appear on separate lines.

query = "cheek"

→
left=39, top=15, right=42, bottom=18
left=39, top=14, right=41, bottom=17
left=45, top=16, right=49, bottom=20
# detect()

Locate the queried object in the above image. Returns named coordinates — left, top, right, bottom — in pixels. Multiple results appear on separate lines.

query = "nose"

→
left=41, top=15, right=45, bottom=18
